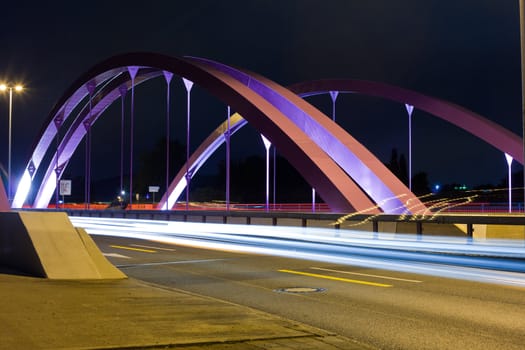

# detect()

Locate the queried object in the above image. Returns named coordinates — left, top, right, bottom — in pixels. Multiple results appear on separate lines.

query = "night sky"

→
left=0, top=0, right=522, bottom=198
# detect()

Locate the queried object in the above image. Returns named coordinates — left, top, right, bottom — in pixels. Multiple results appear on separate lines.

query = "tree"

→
left=136, top=138, right=186, bottom=199
left=388, top=148, right=400, bottom=177
left=411, top=172, right=430, bottom=196
left=387, top=148, right=408, bottom=186
left=398, top=154, right=408, bottom=186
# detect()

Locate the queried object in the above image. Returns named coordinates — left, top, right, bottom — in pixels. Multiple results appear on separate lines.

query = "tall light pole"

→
left=182, top=78, right=194, bottom=211
left=405, top=104, right=414, bottom=191
left=261, top=134, right=272, bottom=212
left=505, top=153, right=514, bottom=213
left=520, top=0, right=525, bottom=212
left=0, top=83, right=23, bottom=205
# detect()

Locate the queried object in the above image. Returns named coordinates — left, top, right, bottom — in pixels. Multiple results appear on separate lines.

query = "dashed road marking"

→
left=278, top=269, right=392, bottom=288
left=110, top=245, right=156, bottom=253
left=310, top=267, right=422, bottom=283
left=130, top=244, right=176, bottom=252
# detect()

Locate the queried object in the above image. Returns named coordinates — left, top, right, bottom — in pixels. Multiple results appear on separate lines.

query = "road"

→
left=75, top=217, right=525, bottom=350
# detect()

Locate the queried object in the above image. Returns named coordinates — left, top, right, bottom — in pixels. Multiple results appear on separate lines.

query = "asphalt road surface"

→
left=92, top=234, right=525, bottom=350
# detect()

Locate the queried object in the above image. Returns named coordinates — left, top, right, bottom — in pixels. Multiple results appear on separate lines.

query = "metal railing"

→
left=25, top=207, right=525, bottom=240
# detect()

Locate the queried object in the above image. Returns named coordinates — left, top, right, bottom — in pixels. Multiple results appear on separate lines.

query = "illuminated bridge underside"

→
left=12, top=53, right=523, bottom=214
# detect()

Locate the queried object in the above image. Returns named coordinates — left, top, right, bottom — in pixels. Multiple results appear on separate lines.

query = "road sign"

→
left=59, top=180, right=72, bottom=196
left=149, top=186, right=160, bottom=193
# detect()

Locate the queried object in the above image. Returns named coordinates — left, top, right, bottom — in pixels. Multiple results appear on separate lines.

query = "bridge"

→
left=1, top=53, right=525, bottom=350
left=2, top=52, right=524, bottom=217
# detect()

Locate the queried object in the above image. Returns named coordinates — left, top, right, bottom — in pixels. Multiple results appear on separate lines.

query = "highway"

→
left=72, top=217, right=525, bottom=350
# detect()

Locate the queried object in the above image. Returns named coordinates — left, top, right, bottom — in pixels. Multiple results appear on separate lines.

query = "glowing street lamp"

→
left=261, top=134, right=271, bottom=212
left=520, top=0, right=525, bottom=211
left=0, top=83, right=24, bottom=204
left=505, top=153, right=513, bottom=213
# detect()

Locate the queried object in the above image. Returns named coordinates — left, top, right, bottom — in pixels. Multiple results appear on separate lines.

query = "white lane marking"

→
left=310, top=267, right=422, bottom=283
left=130, top=244, right=176, bottom=252
left=103, top=253, right=132, bottom=259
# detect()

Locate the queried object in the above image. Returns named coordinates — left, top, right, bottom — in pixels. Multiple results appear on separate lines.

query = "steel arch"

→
left=14, top=53, right=521, bottom=214
left=159, top=78, right=523, bottom=212
left=289, top=79, right=523, bottom=163
left=160, top=57, right=425, bottom=214
left=13, top=53, right=379, bottom=213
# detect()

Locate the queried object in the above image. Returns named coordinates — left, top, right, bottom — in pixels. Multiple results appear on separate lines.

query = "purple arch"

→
left=160, top=57, right=425, bottom=214
left=159, top=78, right=523, bottom=212
left=158, top=112, right=247, bottom=210
left=32, top=70, right=162, bottom=208
left=289, top=80, right=523, bottom=164
left=11, top=67, right=131, bottom=208
left=13, top=53, right=377, bottom=213
left=13, top=53, right=521, bottom=214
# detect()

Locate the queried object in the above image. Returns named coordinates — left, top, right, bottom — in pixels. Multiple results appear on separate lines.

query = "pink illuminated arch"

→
left=159, top=77, right=523, bottom=212
left=13, top=53, right=380, bottom=213
left=12, top=53, right=522, bottom=214
left=289, top=80, right=523, bottom=163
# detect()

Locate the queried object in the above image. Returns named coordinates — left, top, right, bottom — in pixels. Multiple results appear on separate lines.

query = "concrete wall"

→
left=0, top=211, right=126, bottom=280
left=473, top=224, right=525, bottom=240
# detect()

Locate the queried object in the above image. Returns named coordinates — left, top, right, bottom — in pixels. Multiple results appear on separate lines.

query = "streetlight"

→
left=0, top=83, right=24, bottom=204
left=505, top=153, right=513, bottom=213
left=405, top=104, right=414, bottom=191
left=261, top=134, right=272, bottom=212
left=520, top=0, right=525, bottom=212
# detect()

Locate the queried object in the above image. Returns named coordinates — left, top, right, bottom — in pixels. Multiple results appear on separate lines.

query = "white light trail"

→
left=70, top=217, right=525, bottom=287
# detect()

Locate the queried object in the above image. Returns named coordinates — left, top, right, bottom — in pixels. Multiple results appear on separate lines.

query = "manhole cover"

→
left=274, top=287, right=326, bottom=294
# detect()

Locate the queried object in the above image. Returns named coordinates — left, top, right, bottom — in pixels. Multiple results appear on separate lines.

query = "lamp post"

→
left=505, top=153, right=513, bottom=213
left=261, top=134, right=272, bottom=212
left=519, top=0, right=525, bottom=212
left=405, top=104, right=414, bottom=191
left=0, top=83, right=23, bottom=204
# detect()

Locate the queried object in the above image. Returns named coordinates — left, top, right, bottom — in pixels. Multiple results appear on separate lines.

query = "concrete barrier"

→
left=0, top=211, right=126, bottom=280
left=473, top=224, right=525, bottom=240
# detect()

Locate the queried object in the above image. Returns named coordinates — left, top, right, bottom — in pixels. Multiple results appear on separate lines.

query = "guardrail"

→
left=48, top=202, right=524, bottom=214
left=24, top=208, right=525, bottom=240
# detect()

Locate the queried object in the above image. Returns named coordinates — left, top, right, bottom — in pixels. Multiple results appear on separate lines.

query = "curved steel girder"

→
left=158, top=112, right=247, bottom=210
left=289, top=79, right=523, bottom=164
left=12, top=67, right=127, bottom=208
left=159, top=75, right=524, bottom=214
left=32, top=69, right=162, bottom=208
left=16, top=53, right=371, bottom=213
left=159, top=57, right=425, bottom=214
left=18, top=54, right=521, bottom=213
